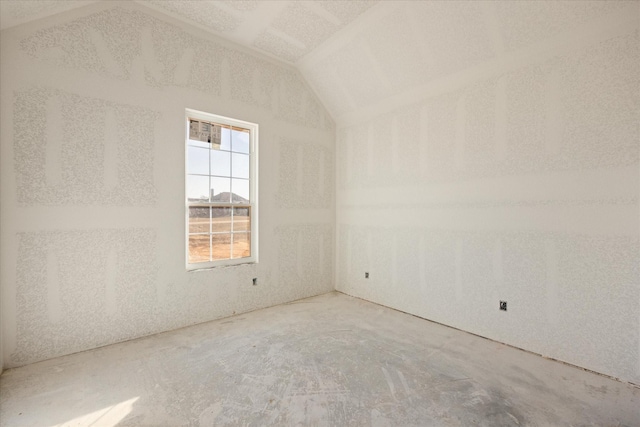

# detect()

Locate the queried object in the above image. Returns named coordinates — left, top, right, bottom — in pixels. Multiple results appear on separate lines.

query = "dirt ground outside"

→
left=188, top=215, right=250, bottom=263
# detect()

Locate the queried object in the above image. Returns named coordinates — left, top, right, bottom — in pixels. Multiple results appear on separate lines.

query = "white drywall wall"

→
left=323, top=2, right=640, bottom=385
left=0, top=1, right=335, bottom=369
left=1, top=0, right=638, bottom=388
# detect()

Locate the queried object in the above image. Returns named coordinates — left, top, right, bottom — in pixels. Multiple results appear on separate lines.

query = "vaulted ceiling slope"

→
left=0, top=0, right=379, bottom=64
left=1, top=1, right=636, bottom=125
left=300, top=0, right=636, bottom=125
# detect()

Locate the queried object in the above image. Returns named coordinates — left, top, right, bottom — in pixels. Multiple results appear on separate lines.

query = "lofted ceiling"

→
left=0, top=0, right=379, bottom=64
left=1, top=0, right=635, bottom=124
left=297, top=0, right=634, bottom=123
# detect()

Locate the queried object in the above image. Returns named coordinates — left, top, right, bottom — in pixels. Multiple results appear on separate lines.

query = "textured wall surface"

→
left=324, top=2, right=640, bottom=385
left=2, top=0, right=639, bottom=389
left=0, top=2, right=334, bottom=368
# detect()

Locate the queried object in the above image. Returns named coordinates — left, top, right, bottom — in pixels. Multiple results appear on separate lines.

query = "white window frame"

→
left=185, top=108, right=258, bottom=271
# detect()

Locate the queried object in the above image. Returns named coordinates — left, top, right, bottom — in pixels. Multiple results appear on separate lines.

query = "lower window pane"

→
left=211, top=207, right=232, bottom=233
left=233, top=207, right=250, bottom=232
left=212, top=233, right=231, bottom=260
left=189, top=234, right=210, bottom=263
left=232, top=232, right=251, bottom=259
left=189, top=207, right=210, bottom=233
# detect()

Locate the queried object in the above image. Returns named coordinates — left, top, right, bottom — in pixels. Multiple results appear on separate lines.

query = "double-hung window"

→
left=185, top=109, right=258, bottom=270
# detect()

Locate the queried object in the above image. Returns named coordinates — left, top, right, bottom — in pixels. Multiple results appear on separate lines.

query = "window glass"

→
left=211, top=207, right=232, bottom=233
left=231, top=128, right=250, bottom=153
left=212, top=234, right=231, bottom=260
left=188, top=146, right=209, bottom=175
left=232, top=153, right=250, bottom=179
left=231, top=178, right=249, bottom=202
left=210, top=177, right=230, bottom=202
left=211, top=150, right=230, bottom=177
left=188, top=235, right=210, bottom=263
left=186, top=110, right=257, bottom=270
left=233, top=207, right=250, bottom=232
left=187, top=175, right=210, bottom=202
left=232, top=233, right=251, bottom=259
left=189, top=207, right=210, bottom=233
left=188, top=138, right=209, bottom=149
left=220, top=126, right=231, bottom=151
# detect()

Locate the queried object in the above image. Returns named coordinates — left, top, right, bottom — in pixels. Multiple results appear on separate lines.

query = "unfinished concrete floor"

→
left=1, top=292, right=638, bottom=426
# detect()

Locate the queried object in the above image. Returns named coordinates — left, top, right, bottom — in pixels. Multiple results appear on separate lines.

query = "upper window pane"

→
left=231, top=128, right=250, bottom=153
left=188, top=138, right=209, bottom=149
left=211, top=150, right=231, bottom=177
left=231, top=178, right=249, bottom=202
left=188, top=146, right=209, bottom=175
left=232, top=153, right=249, bottom=179
left=187, top=175, right=209, bottom=202
left=220, top=126, right=231, bottom=151
left=210, top=177, right=231, bottom=202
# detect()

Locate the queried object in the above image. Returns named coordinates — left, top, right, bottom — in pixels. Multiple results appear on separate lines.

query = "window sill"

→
left=186, top=259, right=257, bottom=272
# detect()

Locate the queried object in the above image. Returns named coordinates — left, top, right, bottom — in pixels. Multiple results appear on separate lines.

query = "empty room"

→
left=0, top=0, right=639, bottom=425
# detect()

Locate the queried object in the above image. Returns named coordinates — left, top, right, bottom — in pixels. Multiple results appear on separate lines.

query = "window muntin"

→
left=185, top=109, right=257, bottom=270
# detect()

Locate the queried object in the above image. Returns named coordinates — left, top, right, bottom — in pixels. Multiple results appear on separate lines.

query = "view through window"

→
left=185, top=109, right=257, bottom=269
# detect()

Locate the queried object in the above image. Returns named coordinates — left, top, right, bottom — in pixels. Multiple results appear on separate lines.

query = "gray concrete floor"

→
left=1, top=292, right=638, bottom=426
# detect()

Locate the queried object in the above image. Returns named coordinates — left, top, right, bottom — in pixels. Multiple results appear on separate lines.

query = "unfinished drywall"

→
left=315, top=2, right=640, bottom=385
left=0, top=1, right=334, bottom=368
